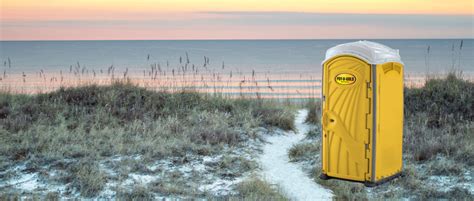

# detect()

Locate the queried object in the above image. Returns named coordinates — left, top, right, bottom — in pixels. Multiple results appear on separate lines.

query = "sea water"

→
left=0, top=39, right=472, bottom=97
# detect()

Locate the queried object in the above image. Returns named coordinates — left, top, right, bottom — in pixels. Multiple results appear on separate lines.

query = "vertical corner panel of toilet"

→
left=373, top=62, right=404, bottom=181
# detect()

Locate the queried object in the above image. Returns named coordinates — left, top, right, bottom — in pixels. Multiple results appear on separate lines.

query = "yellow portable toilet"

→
left=320, top=41, right=403, bottom=186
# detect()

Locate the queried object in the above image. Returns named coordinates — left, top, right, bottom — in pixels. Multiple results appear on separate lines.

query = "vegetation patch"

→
left=0, top=83, right=294, bottom=199
left=233, top=177, right=288, bottom=201
left=288, top=142, right=320, bottom=162
left=291, top=74, right=473, bottom=200
left=304, top=100, right=321, bottom=125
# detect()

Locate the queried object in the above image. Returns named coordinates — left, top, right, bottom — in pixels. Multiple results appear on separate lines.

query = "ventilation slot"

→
left=382, top=63, right=401, bottom=74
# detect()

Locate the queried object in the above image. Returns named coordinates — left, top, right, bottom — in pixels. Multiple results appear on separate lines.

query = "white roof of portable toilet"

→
left=323, top=41, right=403, bottom=65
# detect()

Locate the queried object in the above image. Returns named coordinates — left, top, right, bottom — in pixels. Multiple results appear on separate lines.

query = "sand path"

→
left=259, top=109, right=333, bottom=200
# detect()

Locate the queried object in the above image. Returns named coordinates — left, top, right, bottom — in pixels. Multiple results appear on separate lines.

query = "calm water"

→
left=1, top=39, right=473, bottom=74
left=0, top=39, right=472, bottom=98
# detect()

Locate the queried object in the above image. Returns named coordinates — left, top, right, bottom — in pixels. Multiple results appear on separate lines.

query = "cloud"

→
left=201, top=11, right=473, bottom=28
left=1, top=12, right=473, bottom=39
left=4, top=12, right=472, bottom=28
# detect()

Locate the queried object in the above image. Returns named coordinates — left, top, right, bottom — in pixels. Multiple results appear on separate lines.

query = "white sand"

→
left=259, top=109, right=333, bottom=201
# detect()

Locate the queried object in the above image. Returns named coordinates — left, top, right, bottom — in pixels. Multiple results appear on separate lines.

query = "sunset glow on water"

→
left=0, top=67, right=459, bottom=99
left=1, top=39, right=472, bottom=99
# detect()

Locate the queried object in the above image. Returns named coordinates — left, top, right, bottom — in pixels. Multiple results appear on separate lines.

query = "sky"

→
left=1, top=0, right=473, bottom=40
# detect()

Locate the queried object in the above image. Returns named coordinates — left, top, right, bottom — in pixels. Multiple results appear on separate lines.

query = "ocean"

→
left=0, top=39, right=473, bottom=98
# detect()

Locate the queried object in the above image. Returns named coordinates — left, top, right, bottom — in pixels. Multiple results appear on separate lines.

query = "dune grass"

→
left=395, top=73, right=473, bottom=199
left=292, top=73, right=473, bottom=199
left=232, top=178, right=288, bottom=201
left=0, top=82, right=295, bottom=198
left=404, top=73, right=473, bottom=164
left=304, top=99, right=321, bottom=125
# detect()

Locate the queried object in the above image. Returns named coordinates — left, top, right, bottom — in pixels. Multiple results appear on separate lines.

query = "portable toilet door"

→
left=320, top=41, right=404, bottom=186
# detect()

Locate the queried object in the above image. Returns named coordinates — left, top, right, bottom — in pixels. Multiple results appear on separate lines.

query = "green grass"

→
left=0, top=82, right=295, bottom=198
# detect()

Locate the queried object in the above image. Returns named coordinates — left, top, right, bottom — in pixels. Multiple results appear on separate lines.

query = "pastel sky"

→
left=1, top=0, right=473, bottom=40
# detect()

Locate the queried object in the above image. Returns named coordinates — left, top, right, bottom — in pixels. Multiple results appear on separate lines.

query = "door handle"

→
left=323, top=110, right=338, bottom=131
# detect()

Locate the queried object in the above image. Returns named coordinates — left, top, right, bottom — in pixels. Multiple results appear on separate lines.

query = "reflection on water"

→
left=1, top=39, right=472, bottom=99
left=1, top=69, right=465, bottom=99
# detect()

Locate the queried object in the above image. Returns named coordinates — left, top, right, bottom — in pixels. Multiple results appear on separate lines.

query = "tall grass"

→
left=404, top=73, right=473, bottom=163
left=304, top=99, right=321, bottom=125
left=1, top=53, right=320, bottom=100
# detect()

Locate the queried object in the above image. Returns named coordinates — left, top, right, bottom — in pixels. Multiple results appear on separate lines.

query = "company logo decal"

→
left=335, top=73, right=356, bottom=85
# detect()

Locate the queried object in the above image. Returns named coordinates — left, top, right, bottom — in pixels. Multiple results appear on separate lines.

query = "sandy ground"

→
left=259, top=109, right=333, bottom=200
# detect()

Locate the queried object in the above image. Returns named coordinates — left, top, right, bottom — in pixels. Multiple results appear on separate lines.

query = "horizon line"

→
left=1, top=38, right=473, bottom=42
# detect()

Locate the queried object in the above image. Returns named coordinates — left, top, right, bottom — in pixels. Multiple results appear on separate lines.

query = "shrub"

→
left=405, top=73, right=473, bottom=127
left=288, top=142, right=319, bottom=162
left=234, top=178, right=288, bottom=201
left=69, top=160, right=106, bottom=197
left=252, top=105, right=295, bottom=131
left=404, top=74, right=473, bottom=162
left=305, top=100, right=321, bottom=125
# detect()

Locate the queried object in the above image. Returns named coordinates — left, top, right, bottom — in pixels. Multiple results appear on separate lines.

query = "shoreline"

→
left=2, top=71, right=468, bottom=96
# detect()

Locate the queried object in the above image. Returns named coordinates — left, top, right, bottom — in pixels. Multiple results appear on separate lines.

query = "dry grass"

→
left=405, top=73, right=473, bottom=128
left=404, top=73, right=473, bottom=164
left=0, top=83, right=294, bottom=198
left=217, top=155, right=257, bottom=177
left=387, top=73, right=474, bottom=199
left=115, top=185, right=154, bottom=200
left=288, top=142, right=320, bottom=162
left=69, top=160, right=107, bottom=197
left=1, top=52, right=321, bottom=100
left=304, top=99, right=321, bottom=125
left=289, top=127, right=368, bottom=200
left=294, top=73, right=473, bottom=200
left=232, top=177, right=288, bottom=201
left=250, top=101, right=296, bottom=131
